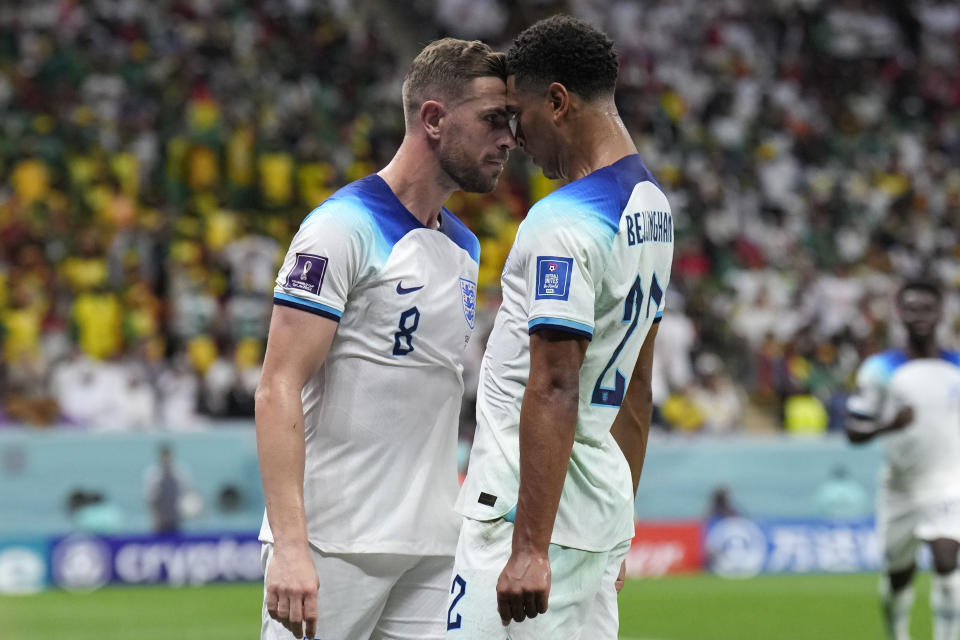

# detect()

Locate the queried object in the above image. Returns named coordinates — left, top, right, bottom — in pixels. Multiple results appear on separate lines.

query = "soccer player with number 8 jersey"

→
left=255, top=38, right=514, bottom=640
left=449, top=16, right=675, bottom=639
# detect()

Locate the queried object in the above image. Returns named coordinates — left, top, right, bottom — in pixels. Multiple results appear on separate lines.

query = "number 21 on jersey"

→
left=591, top=273, right=662, bottom=407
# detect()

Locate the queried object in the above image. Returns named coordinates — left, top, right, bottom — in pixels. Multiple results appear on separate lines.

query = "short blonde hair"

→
left=402, top=38, right=506, bottom=127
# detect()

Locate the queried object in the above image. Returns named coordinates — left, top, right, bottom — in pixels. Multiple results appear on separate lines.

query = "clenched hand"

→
left=496, top=548, right=551, bottom=625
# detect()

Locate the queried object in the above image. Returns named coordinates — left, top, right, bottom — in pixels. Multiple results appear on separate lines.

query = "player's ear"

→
left=547, top=82, right=569, bottom=123
left=420, top=100, right=444, bottom=140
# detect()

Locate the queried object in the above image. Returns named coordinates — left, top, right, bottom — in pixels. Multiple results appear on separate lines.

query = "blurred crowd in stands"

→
left=1, top=0, right=958, bottom=435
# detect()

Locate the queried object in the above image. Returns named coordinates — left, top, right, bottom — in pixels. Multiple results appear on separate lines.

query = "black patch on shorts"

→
left=477, top=492, right=498, bottom=507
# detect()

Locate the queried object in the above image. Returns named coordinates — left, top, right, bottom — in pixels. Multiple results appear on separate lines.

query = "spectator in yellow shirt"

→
left=71, top=287, right=123, bottom=360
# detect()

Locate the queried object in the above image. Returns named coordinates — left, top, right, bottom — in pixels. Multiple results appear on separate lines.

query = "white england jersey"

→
left=847, top=350, right=960, bottom=498
left=259, top=174, right=480, bottom=556
left=457, top=155, right=675, bottom=552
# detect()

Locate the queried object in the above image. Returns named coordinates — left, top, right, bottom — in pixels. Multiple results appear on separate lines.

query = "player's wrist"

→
left=271, top=534, right=311, bottom=553
left=511, top=533, right=550, bottom=557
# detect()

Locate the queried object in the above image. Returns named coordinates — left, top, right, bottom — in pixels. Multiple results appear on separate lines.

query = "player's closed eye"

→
left=485, top=113, right=509, bottom=130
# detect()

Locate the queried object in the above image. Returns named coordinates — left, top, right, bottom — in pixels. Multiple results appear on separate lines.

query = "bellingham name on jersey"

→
left=458, top=154, right=675, bottom=553
left=625, top=209, right=673, bottom=246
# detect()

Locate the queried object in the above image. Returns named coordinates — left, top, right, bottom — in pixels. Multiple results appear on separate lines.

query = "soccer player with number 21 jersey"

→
left=450, top=16, right=675, bottom=639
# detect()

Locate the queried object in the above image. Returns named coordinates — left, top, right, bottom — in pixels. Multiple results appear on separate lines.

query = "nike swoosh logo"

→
left=396, top=282, right=424, bottom=295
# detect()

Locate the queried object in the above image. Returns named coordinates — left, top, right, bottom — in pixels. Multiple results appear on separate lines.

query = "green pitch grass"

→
left=618, top=572, right=932, bottom=640
left=0, top=573, right=934, bottom=639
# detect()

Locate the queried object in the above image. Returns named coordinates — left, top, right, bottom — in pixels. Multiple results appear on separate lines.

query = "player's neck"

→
left=906, top=336, right=939, bottom=360
left=378, top=139, right=451, bottom=229
left=563, top=108, right=637, bottom=182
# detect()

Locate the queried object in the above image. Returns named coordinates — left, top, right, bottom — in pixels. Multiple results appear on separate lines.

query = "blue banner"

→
left=704, top=517, right=882, bottom=577
left=49, top=532, right=263, bottom=590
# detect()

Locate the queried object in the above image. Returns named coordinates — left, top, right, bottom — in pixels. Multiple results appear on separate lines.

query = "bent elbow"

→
left=544, top=374, right=580, bottom=403
left=844, top=428, right=868, bottom=445
left=637, top=381, right=653, bottom=407
left=254, top=382, right=280, bottom=416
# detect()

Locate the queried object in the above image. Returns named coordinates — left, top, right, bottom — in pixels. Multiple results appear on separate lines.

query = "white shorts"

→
left=261, top=543, right=452, bottom=640
left=445, top=517, right=630, bottom=640
left=878, top=493, right=960, bottom=572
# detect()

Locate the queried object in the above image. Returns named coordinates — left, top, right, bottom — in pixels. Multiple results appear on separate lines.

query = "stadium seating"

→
left=1, top=1, right=958, bottom=435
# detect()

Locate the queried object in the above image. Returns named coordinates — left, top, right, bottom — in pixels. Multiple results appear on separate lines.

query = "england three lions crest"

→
left=459, top=278, right=477, bottom=330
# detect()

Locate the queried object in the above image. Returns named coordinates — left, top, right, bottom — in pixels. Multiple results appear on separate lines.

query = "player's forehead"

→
left=899, top=288, right=940, bottom=310
left=455, top=75, right=508, bottom=113
left=505, top=75, right=524, bottom=110
left=505, top=75, right=546, bottom=114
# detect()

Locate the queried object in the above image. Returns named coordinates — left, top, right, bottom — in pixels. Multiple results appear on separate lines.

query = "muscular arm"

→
left=497, top=330, right=587, bottom=624
left=513, top=330, right=587, bottom=554
left=610, top=322, right=659, bottom=493
left=255, top=304, right=338, bottom=639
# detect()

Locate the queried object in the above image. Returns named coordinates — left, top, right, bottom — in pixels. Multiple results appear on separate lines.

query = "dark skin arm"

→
left=845, top=406, right=914, bottom=445
left=610, top=322, right=659, bottom=494
left=496, top=329, right=587, bottom=626
left=608, top=322, right=659, bottom=592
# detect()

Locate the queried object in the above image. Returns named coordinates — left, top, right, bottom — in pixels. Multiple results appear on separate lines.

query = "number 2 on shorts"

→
left=447, top=573, right=466, bottom=630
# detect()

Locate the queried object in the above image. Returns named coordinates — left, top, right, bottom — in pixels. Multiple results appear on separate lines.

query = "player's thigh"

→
left=879, top=497, right=922, bottom=572
left=916, top=495, right=960, bottom=573
left=511, top=543, right=613, bottom=640
left=917, top=496, right=960, bottom=545
left=446, top=518, right=611, bottom=640
left=261, top=543, right=406, bottom=640
left=374, top=555, right=453, bottom=640
left=581, top=539, right=631, bottom=640
left=446, top=517, right=513, bottom=638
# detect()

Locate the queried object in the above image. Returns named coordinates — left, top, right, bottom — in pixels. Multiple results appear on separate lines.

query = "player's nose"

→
left=499, top=129, right=517, bottom=151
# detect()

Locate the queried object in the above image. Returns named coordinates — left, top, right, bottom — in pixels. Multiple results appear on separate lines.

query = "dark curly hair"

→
left=506, top=15, right=618, bottom=100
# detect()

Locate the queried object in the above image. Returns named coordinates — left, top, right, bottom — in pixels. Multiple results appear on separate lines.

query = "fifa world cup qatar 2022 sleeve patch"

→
left=284, top=253, right=328, bottom=295
left=535, top=256, right=574, bottom=300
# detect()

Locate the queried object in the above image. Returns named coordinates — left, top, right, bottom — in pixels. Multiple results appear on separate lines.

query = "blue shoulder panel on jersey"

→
left=299, top=175, right=419, bottom=247
left=300, top=180, right=366, bottom=228
left=860, top=349, right=909, bottom=384
left=339, top=175, right=421, bottom=247
left=532, top=154, right=660, bottom=234
left=940, top=350, right=960, bottom=367
left=439, top=207, right=481, bottom=264
left=300, top=175, right=479, bottom=262
left=273, top=292, right=342, bottom=322
left=528, top=316, right=594, bottom=340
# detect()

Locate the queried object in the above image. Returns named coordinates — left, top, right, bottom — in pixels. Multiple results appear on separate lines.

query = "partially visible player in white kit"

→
left=447, top=16, right=674, bottom=639
left=255, top=39, right=515, bottom=640
left=847, top=280, right=960, bottom=640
